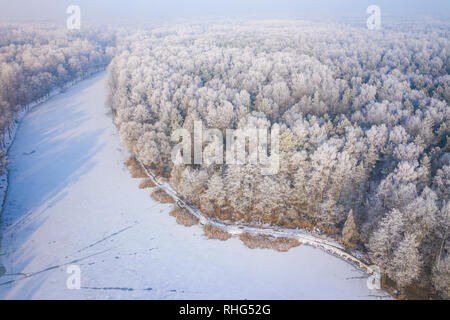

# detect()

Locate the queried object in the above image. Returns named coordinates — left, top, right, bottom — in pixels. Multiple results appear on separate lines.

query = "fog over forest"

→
left=1, top=0, right=449, bottom=23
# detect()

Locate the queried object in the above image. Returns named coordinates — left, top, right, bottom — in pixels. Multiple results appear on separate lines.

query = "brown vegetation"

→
left=169, top=206, right=199, bottom=227
left=124, top=157, right=148, bottom=178
left=239, top=233, right=300, bottom=252
left=151, top=188, right=176, bottom=204
left=139, top=178, right=155, bottom=189
left=203, top=224, right=232, bottom=241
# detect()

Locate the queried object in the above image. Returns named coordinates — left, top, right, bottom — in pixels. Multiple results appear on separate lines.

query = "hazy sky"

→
left=0, top=0, right=449, bottom=24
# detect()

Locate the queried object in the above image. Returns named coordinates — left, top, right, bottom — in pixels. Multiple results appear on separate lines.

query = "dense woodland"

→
left=107, top=20, right=449, bottom=297
left=0, top=23, right=117, bottom=172
left=0, top=19, right=447, bottom=299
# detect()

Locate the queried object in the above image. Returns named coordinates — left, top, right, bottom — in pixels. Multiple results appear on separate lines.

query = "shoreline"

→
left=134, top=157, right=389, bottom=291
left=0, top=67, right=108, bottom=219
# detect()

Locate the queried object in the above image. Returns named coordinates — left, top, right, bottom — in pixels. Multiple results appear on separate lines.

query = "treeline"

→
left=0, top=23, right=118, bottom=170
left=107, top=20, right=449, bottom=298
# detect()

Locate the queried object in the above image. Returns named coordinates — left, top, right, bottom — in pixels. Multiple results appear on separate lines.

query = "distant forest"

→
left=0, top=23, right=117, bottom=171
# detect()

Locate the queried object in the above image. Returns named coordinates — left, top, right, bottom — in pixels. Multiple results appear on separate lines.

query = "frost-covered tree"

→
left=392, top=234, right=422, bottom=289
left=106, top=19, right=450, bottom=297
left=342, top=210, right=359, bottom=249
left=0, top=22, right=117, bottom=177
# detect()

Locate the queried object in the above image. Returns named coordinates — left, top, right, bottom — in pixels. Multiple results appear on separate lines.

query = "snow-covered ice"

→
left=0, top=72, right=389, bottom=299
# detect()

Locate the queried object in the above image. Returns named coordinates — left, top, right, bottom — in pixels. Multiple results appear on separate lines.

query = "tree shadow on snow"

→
left=0, top=73, right=107, bottom=297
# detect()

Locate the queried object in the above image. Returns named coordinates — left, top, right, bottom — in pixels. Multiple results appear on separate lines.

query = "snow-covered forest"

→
left=0, top=23, right=117, bottom=173
left=107, top=20, right=449, bottom=298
